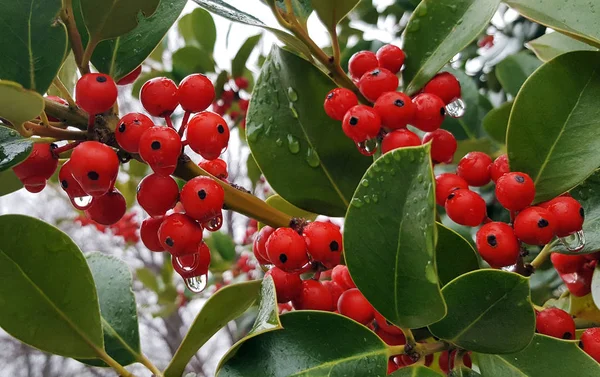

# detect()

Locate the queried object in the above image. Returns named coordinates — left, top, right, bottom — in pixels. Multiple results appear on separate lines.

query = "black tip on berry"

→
left=371, top=69, right=380, bottom=76
left=327, top=93, right=334, bottom=100
left=580, top=207, right=585, bottom=219
left=151, top=141, right=161, bottom=150
left=447, top=192, right=456, bottom=201
left=349, top=116, right=358, bottom=126
left=165, top=237, right=174, bottom=247
left=487, top=234, right=497, bottom=247
left=198, top=189, right=207, bottom=200
left=440, top=107, right=446, bottom=117
left=87, top=171, right=99, bottom=180
left=96, top=76, right=107, bottom=83
left=329, top=241, right=339, bottom=252
left=394, top=99, right=405, bottom=107
left=515, top=175, right=525, bottom=183
left=118, top=123, right=126, bottom=132
left=538, top=218, right=549, bottom=228
left=563, top=332, right=573, bottom=340
left=217, top=125, right=225, bottom=134
left=279, top=253, right=288, bottom=263
left=61, top=180, right=68, bottom=189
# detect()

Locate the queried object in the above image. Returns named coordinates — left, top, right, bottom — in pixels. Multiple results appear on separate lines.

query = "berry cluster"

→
left=211, top=76, right=251, bottom=128
left=324, top=44, right=462, bottom=161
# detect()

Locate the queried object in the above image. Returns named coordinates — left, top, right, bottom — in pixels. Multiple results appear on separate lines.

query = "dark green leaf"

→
left=0, top=126, right=34, bottom=172
left=266, top=195, right=318, bottom=222
left=0, top=215, right=103, bottom=358
left=172, top=46, right=215, bottom=79
left=80, top=0, right=160, bottom=41
left=483, top=101, right=513, bottom=144
left=312, top=0, right=361, bottom=30
left=454, top=138, right=496, bottom=163
left=0, top=169, right=23, bottom=196
left=476, top=334, right=600, bottom=376
left=272, top=0, right=313, bottom=25
left=218, top=311, right=387, bottom=377
left=505, top=0, right=600, bottom=48
left=429, top=270, right=535, bottom=354
left=390, top=366, right=444, bottom=376
left=345, top=145, right=446, bottom=329
left=403, top=0, right=501, bottom=95
left=179, top=8, right=217, bottom=53
left=507, top=51, right=600, bottom=203
left=205, top=232, right=237, bottom=262
left=79, top=253, right=140, bottom=367
left=436, top=223, right=479, bottom=286
left=247, top=46, right=371, bottom=217
left=451, top=367, right=481, bottom=377
left=440, top=68, right=481, bottom=140
left=527, top=32, right=598, bottom=62
left=0, top=0, right=67, bottom=94
left=495, top=52, right=541, bottom=97
left=232, top=35, right=262, bottom=78
left=136, top=267, right=160, bottom=293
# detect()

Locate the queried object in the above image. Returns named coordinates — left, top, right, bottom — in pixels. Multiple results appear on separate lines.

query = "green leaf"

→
left=218, top=311, right=388, bottom=377
left=527, top=32, right=598, bottom=62
left=80, top=0, right=160, bottom=42
left=452, top=367, right=481, bottom=377
left=429, top=270, right=535, bottom=354
left=476, top=334, right=600, bottom=376
left=136, top=267, right=160, bottom=293
left=436, top=223, right=479, bottom=286
left=454, top=138, right=496, bottom=162
left=247, top=46, right=371, bottom=217
left=507, top=51, right=600, bottom=203
left=0, top=81, right=45, bottom=131
left=0, top=169, right=23, bottom=196
left=78, top=253, right=140, bottom=367
left=495, top=52, right=542, bottom=97
left=505, top=0, right=600, bottom=48
left=440, top=68, right=482, bottom=140
left=266, top=195, right=318, bottom=221
left=232, top=35, right=262, bottom=78
left=483, top=101, right=513, bottom=144
left=179, top=8, right=217, bottom=53
left=0, top=215, right=103, bottom=358
left=312, top=0, right=361, bottom=30
left=205, top=232, right=237, bottom=262
left=390, top=366, right=444, bottom=377
left=0, top=0, right=68, bottom=94
left=345, top=145, right=446, bottom=329
left=163, top=279, right=272, bottom=377
left=172, top=46, right=216, bottom=79
left=48, top=53, right=78, bottom=98
left=0, top=126, right=34, bottom=172
left=246, top=153, right=262, bottom=188
left=403, top=0, right=501, bottom=95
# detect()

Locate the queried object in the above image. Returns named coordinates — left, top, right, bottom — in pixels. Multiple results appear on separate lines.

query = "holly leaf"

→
left=527, top=32, right=598, bottom=62
left=312, top=0, right=361, bottom=30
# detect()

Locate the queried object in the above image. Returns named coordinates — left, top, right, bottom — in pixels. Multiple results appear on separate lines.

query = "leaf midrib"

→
left=27, top=0, right=35, bottom=90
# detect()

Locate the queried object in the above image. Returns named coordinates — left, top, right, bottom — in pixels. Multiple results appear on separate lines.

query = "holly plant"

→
left=2, top=0, right=600, bottom=376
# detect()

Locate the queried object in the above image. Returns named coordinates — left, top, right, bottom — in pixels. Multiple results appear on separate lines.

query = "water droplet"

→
left=287, top=87, right=298, bottom=102
left=185, top=274, right=208, bottom=293
left=425, top=262, right=438, bottom=284
left=361, top=179, right=370, bottom=187
left=378, top=176, right=385, bottom=182
left=408, top=151, right=416, bottom=162
left=392, top=152, right=401, bottom=161
left=275, top=62, right=282, bottom=71
left=446, top=98, right=466, bottom=118
left=351, top=198, right=364, bottom=208
left=289, top=103, right=299, bottom=118
left=306, top=148, right=320, bottom=168
left=417, top=3, right=427, bottom=16
left=275, top=138, right=283, bottom=147
left=559, top=230, right=586, bottom=252
left=448, top=4, right=458, bottom=12
left=356, top=140, right=377, bottom=156
left=372, top=164, right=381, bottom=172
left=72, top=195, right=94, bottom=210
left=363, top=195, right=371, bottom=204
left=268, top=116, right=274, bottom=123
left=287, top=135, right=300, bottom=154
left=371, top=194, right=379, bottom=203
left=408, top=19, right=420, bottom=32
left=417, top=174, right=424, bottom=183
left=205, top=214, right=223, bottom=232
left=246, top=123, right=263, bottom=142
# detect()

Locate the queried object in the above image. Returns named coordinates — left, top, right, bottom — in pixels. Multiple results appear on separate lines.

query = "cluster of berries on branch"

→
left=212, top=76, right=251, bottom=128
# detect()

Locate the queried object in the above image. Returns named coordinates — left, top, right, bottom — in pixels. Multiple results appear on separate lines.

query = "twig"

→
left=24, top=122, right=88, bottom=140
left=60, top=0, right=89, bottom=74
left=52, top=77, right=77, bottom=107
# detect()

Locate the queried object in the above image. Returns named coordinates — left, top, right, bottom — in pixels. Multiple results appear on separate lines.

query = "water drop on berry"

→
left=205, top=214, right=223, bottom=232
left=356, top=140, right=377, bottom=156
left=559, top=230, right=586, bottom=252
left=185, top=273, right=208, bottom=293
left=72, top=195, right=94, bottom=210
left=445, top=98, right=466, bottom=118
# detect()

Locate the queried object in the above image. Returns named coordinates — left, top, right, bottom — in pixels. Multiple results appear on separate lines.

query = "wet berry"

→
left=514, top=206, right=557, bottom=245
left=445, top=189, right=487, bottom=226
left=172, top=241, right=211, bottom=278
left=76, top=73, right=118, bottom=114
left=411, top=93, right=446, bottom=132
left=180, top=176, right=224, bottom=223
left=381, top=129, right=421, bottom=154
left=324, top=88, right=358, bottom=121
left=137, top=173, right=179, bottom=217
left=265, top=267, right=302, bottom=303
left=358, top=68, right=399, bottom=102
left=186, top=112, right=230, bottom=160
left=12, top=143, right=58, bottom=193
left=373, top=92, right=416, bottom=129
left=376, top=44, right=405, bottom=74
left=59, top=160, right=87, bottom=201
left=374, top=311, right=403, bottom=336
left=476, top=222, right=520, bottom=267
left=551, top=253, right=586, bottom=274
left=302, top=221, right=343, bottom=269
left=581, top=328, right=600, bottom=363
left=424, top=72, right=462, bottom=105
left=158, top=213, right=203, bottom=256
left=544, top=197, right=584, bottom=237
left=435, top=173, right=469, bottom=206
left=536, top=307, right=575, bottom=340
left=266, top=228, right=309, bottom=272
left=457, top=151, right=493, bottom=187
left=292, top=279, right=334, bottom=311
left=331, top=265, right=356, bottom=290
left=342, top=105, right=381, bottom=143
left=490, top=154, right=509, bottom=182
left=253, top=226, right=275, bottom=265
left=323, top=280, right=345, bottom=306
left=69, top=141, right=119, bottom=197
left=495, top=172, right=536, bottom=211
left=85, top=189, right=126, bottom=225
left=348, top=51, right=379, bottom=81
left=116, top=113, right=155, bottom=153
left=140, top=77, right=179, bottom=117
left=178, top=74, right=215, bottom=113
left=139, top=126, right=182, bottom=176
left=337, top=288, right=374, bottom=325
left=422, top=129, right=457, bottom=164
left=199, top=158, right=228, bottom=180
left=140, top=216, right=165, bottom=252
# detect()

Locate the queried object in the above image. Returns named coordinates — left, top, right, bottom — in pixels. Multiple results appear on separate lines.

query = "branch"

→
left=24, top=122, right=88, bottom=140
left=60, top=0, right=89, bottom=74
left=43, top=97, right=89, bottom=130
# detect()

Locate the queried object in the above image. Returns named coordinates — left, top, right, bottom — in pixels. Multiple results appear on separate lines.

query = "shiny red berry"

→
left=12, top=143, right=58, bottom=193
left=551, top=253, right=586, bottom=274
left=411, top=93, right=446, bottom=132
left=76, top=73, right=118, bottom=115
left=172, top=241, right=211, bottom=278
left=495, top=172, right=535, bottom=211
left=323, top=280, right=345, bottom=306
left=376, top=44, right=405, bottom=74
left=457, top=151, right=493, bottom=186
left=514, top=206, right=557, bottom=245
left=265, top=267, right=302, bottom=303
left=302, top=221, right=343, bottom=269
left=445, top=189, right=487, bottom=226
left=180, top=176, right=224, bottom=223
left=348, top=51, right=379, bottom=81
left=70, top=141, right=119, bottom=197
left=117, top=66, right=142, bottom=85
left=358, top=68, right=399, bottom=102
left=435, top=173, right=469, bottom=206
left=137, top=173, right=179, bottom=217
left=581, top=328, right=600, bottom=363
left=374, top=311, right=404, bottom=336
left=422, top=129, right=457, bottom=164
left=324, top=88, right=358, bottom=121
left=381, top=129, right=421, bottom=154
left=85, top=189, right=126, bottom=225
left=266, top=228, right=309, bottom=272
left=342, top=105, right=381, bottom=143
left=116, top=113, right=155, bottom=153
left=438, top=350, right=472, bottom=374
left=139, top=126, right=182, bottom=176
left=490, top=154, right=509, bottom=182
left=544, top=197, right=585, bottom=237
left=560, top=266, right=594, bottom=297
left=253, top=226, right=274, bottom=265
left=373, top=92, right=416, bottom=129
left=387, top=359, right=399, bottom=374
left=536, top=307, right=575, bottom=340
left=424, top=72, right=462, bottom=105
left=292, top=279, right=334, bottom=311
left=186, top=112, right=230, bottom=160
left=376, top=327, right=406, bottom=346
left=476, top=222, right=520, bottom=267
left=337, top=288, right=374, bottom=325
left=235, top=77, right=249, bottom=90
left=140, top=77, right=179, bottom=117
left=178, top=74, right=215, bottom=113
left=59, top=160, right=87, bottom=202
left=140, top=216, right=165, bottom=252
left=158, top=213, right=203, bottom=256
left=331, top=265, right=356, bottom=290
left=199, top=158, right=228, bottom=179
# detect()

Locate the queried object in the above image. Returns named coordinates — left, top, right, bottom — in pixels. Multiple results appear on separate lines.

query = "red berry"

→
left=140, top=216, right=164, bottom=252
left=495, top=172, right=536, bottom=211
left=476, top=222, right=520, bottom=268
left=424, top=72, right=462, bottom=105
left=581, top=328, right=600, bottom=363
left=324, top=88, right=358, bottom=121
left=411, top=93, right=446, bottom=132
left=514, top=207, right=557, bottom=245
left=445, top=189, right=487, bottom=227
left=373, top=92, right=416, bottom=129
left=331, top=265, right=356, bottom=290
left=457, top=151, right=493, bottom=186
left=172, top=241, right=211, bottom=278
left=438, top=350, right=472, bottom=374
left=292, top=279, right=334, bottom=311
left=435, top=173, right=469, bottom=206
left=323, top=280, right=345, bottom=306
left=139, top=126, right=182, bottom=176
left=12, top=143, right=58, bottom=193
left=536, top=307, right=575, bottom=340
left=490, top=154, right=510, bottom=182
left=158, top=213, right=203, bottom=256
left=348, top=51, right=379, bottom=81
left=561, top=266, right=594, bottom=297
left=376, top=327, right=406, bottom=346
left=137, top=173, right=179, bottom=217
left=358, top=68, right=399, bottom=102
left=186, top=112, right=230, bottom=160
left=180, top=176, right=224, bottom=223
left=337, top=288, right=374, bottom=325
left=302, top=221, right=343, bottom=269
left=85, top=189, right=126, bottom=225
left=265, top=267, right=302, bottom=303
left=544, top=197, right=584, bottom=237
left=59, top=160, right=88, bottom=203
left=376, top=45, right=405, bottom=74
left=70, top=141, right=119, bottom=197
left=117, top=66, right=142, bottom=86
left=396, top=349, right=434, bottom=368
left=178, top=74, right=215, bottom=113
left=199, top=158, right=228, bottom=179
left=387, top=359, right=399, bottom=374
left=76, top=73, right=118, bottom=115
left=374, top=311, right=404, bottom=336
left=381, top=129, right=421, bottom=154
left=422, top=129, right=457, bottom=164
left=45, top=96, right=68, bottom=122
left=140, top=77, right=179, bottom=117
left=235, top=77, right=249, bottom=90
left=221, top=89, right=235, bottom=104
left=253, top=225, right=274, bottom=265
left=342, top=105, right=381, bottom=143
left=116, top=113, right=155, bottom=153
left=266, top=228, right=309, bottom=272
left=551, top=253, right=586, bottom=274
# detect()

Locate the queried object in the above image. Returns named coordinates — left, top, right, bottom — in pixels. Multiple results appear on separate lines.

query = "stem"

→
left=87, top=115, right=95, bottom=134
left=24, top=122, right=88, bottom=140
left=31, top=137, right=59, bottom=144
left=95, top=348, right=135, bottom=377
left=138, top=354, right=163, bottom=377
left=165, top=116, right=175, bottom=130
left=179, top=112, right=191, bottom=137
left=387, top=345, right=406, bottom=357
left=417, top=341, right=447, bottom=355
left=52, top=77, right=77, bottom=107
left=43, top=97, right=88, bottom=130
left=402, top=328, right=417, bottom=348
left=39, top=112, right=51, bottom=127
left=531, top=241, right=556, bottom=270
left=61, top=0, right=88, bottom=74
left=453, top=349, right=466, bottom=370
left=329, top=27, right=341, bottom=67
left=81, top=38, right=99, bottom=73
left=52, top=141, right=81, bottom=157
